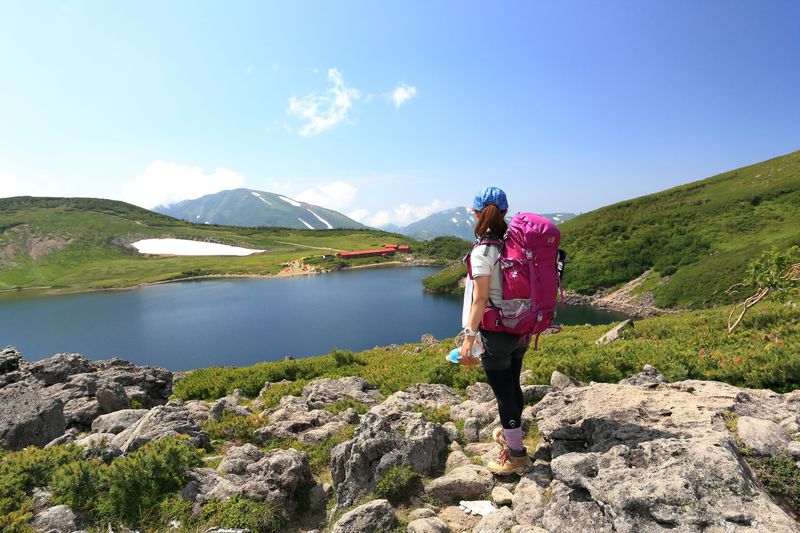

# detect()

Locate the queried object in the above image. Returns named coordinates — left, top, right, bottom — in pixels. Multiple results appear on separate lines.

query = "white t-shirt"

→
left=462, top=243, right=503, bottom=327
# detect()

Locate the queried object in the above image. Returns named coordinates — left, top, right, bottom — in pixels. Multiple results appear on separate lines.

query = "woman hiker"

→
left=460, top=186, right=533, bottom=475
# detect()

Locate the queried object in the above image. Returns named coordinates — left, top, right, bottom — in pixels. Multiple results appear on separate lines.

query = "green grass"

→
left=422, top=264, right=467, bottom=295
left=174, top=300, right=800, bottom=403
left=559, top=150, right=800, bottom=308
left=0, top=197, right=418, bottom=294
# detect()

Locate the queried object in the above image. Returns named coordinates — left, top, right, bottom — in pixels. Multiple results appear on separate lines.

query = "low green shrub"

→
left=202, top=412, right=266, bottom=446
left=411, top=405, right=452, bottom=425
left=375, top=466, right=423, bottom=504
left=201, top=496, right=288, bottom=533
left=324, top=398, right=368, bottom=414
left=51, top=460, right=102, bottom=512
left=48, top=436, right=202, bottom=529
left=96, top=437, right=202, bottom=526
left=0, top=444, right=83, bottom=530
left=747, top=454, right=800, bottom=514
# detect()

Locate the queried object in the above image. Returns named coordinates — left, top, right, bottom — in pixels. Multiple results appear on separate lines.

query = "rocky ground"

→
left=2, top=344, right=800, bottom=532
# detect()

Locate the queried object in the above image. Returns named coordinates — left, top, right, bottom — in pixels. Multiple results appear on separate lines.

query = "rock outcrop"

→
left=331, top=413, right=448, bottom=507
left=0, top=348, right=173, bottom=449
left=532, top=372, right=800, bottom=532
left=111, top=400, right=209, bottom=453
left=0, top=384, right=66, bottom=450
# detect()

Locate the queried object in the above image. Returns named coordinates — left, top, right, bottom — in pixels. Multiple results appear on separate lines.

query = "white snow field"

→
left=131, top=239, right=265, bottom=256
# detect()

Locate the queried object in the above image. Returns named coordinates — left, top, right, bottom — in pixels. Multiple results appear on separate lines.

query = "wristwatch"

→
left=464, top=327, right=478, bottom=338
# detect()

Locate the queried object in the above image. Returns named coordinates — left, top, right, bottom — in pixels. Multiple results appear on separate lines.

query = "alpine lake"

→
left=0, top=267, right=629, bottom=370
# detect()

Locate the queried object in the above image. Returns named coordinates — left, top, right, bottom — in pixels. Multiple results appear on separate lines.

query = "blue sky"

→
left=0, top=1, right=798, bottom=226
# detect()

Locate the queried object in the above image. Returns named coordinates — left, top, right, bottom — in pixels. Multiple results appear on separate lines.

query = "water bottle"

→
left=446, top=334, right=484, bottom=364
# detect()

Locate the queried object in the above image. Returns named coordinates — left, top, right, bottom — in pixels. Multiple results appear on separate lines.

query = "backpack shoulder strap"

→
left=464, top=237, right=503, bottom=279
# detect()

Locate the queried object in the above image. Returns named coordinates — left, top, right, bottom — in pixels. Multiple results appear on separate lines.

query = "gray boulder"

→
left=492, top=486, right=514, bottom=507
left=0, top=346, right=22, bottom=373
left=331, top=499, right=397, bottom=533
left=512, top=473, right=547, bottom=525
left=542, top=481, right=613, bottom=533
left=44, top=428, right=79, bottom=448
left=192, top=448, right=313, bottom=511
left=331, top=413, right=448, bottom=507
left=618, top=364, right=668, bottom=388
left=408, top=516, right=451, bottom=533
left=27, top=353, right=94, bottom=386
left=549, top=370, right=583, bottom=390
left=450, top=400, right=498, bottom=425
left=445, top=450, right=472, bottom=472
left=91, top=409, right=149, bottom=434
left=736, top=416, right=791, bottom=457
left=472, top=506, right=515, bottom=533
left=595, top=318, right=634, bottom=345
left=111, top=401, right=209, bottom=453
left=303, top=376, right=384, bottom=409
left=217, top=443, right=265, bottom=475
left=95, top=381, right=130, bottom=412
left=424, top=465, right=493, bottom=503
left=236, top=448, right=312, bottom=506
left=209, top=389, right=251, bottom=421
left=32, top=504, right=78, bottom=533
left=465, top=382, right=495, bottom=403
left=438, top=505, right=481, bottom=532
left=0, top=385, right=66, bottom=450
left=92, top=357, right=172, bottom=406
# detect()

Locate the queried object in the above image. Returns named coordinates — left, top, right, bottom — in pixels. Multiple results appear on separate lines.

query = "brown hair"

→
left=474, top=204, right=508, bottom=239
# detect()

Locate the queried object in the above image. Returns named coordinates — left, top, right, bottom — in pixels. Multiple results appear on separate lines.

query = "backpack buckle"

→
left=526, top=250, right=533, bottom=260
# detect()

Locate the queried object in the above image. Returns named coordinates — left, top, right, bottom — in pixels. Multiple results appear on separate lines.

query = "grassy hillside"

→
left=0, top=197, right=414, bottom=294
left=560, top=150, right=800, bottom=308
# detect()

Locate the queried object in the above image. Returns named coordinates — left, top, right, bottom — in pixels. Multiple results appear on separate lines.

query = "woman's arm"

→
left=460, top=275, right=490, bottom=366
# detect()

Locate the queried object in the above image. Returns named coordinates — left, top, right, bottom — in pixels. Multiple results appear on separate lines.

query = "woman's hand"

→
left=460, top=335, right=480, bottom=366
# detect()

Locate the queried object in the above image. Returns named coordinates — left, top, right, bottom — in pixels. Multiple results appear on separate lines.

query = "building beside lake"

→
left=337, top=243, right=411, bottom=259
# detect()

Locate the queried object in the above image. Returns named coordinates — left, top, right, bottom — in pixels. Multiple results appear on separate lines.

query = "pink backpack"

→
left=466, top=212, right=562, bottom=348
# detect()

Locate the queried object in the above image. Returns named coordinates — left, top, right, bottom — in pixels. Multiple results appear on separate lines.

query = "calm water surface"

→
left=0, top=268, right=628, bottom=370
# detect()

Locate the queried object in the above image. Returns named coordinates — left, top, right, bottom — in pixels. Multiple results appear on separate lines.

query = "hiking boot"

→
left=487, top=448, right=532, bottom=475
left=492, top=427, right=509, bottom=449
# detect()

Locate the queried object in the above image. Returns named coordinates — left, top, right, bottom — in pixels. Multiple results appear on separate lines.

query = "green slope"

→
left=0, top=196, right=413, bottom=294
left=560, top=150, right=800, bottom=308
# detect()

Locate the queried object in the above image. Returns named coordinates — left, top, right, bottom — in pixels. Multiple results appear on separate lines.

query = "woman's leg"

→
left=484, top=366, right=524, bottom=431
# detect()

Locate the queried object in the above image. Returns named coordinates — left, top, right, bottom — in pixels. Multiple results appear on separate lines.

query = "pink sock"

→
left=503, top=427, right=524, bottom=452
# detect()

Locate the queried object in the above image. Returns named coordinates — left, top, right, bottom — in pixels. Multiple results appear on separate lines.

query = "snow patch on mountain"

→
left=307, top=209, right=333, bottom=229
left=297, top=217, right=314, bottom=229
left=279, top=195, right=302, bottom=207
left=251, top=191, right=272, bottom=206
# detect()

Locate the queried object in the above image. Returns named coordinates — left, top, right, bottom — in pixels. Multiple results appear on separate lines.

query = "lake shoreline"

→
left=0, top=259, right=442, bottom=300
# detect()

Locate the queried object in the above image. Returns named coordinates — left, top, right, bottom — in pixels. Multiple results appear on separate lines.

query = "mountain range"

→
left=154, top=188, right=366, bottom=230
left=384, top=207, right=575, bottom=241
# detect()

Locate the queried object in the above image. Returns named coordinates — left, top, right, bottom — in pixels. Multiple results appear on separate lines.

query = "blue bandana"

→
left=472, top=186, right=508, bottom=212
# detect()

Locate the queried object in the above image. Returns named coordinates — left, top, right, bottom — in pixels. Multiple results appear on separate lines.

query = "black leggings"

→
left=480, top=330, right=527, bottom=429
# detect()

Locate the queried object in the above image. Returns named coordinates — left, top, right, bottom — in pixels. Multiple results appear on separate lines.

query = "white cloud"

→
left=0, top=169, right=21, bottom=198
left=287, top=68, right=361, bottom=136
left=121, top=161, right=245, bottom=208
left=391, top=83, right=417, bottom=108
left=294, top=181, right=358, bottom=210
left=348, top=199, right=449, bottom=228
